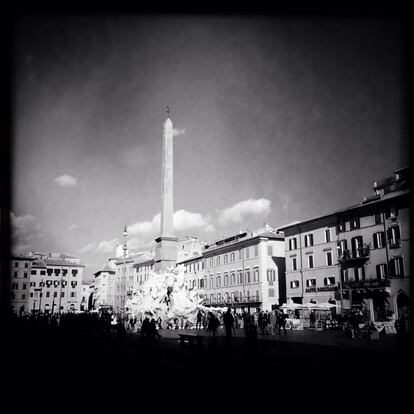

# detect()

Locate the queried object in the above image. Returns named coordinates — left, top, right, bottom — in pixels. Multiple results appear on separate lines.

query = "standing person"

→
left=269, top=310, right=277, bottom=335
left=196, top=310, right=203, bottom=329
left=278, top=311, right=287, bottom=336
left=207, top=312, right=220, bottom=338
left=223, top=307, right=235, bottom=343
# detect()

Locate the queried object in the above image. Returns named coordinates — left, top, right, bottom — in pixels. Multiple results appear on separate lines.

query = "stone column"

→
left=155, top=116, right=178, bottom=273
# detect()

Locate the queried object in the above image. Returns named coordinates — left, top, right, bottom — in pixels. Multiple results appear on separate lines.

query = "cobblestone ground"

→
left=4, top=323, right=412, bottom=408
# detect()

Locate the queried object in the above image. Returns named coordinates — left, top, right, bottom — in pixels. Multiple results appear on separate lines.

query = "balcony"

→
left=337, top=246, right=370, bottom=269
left=342, top=278, right=391, bottom=289
left=203, top=294, right=262, bottom=307
left=305, top=286, right=338, bottom=293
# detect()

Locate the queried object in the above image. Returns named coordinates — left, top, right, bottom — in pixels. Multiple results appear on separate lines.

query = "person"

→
left=223, top=307, right=235, bottom=343
left=207, top=312, right=220, bottom=337
left=269, top=310, right=277, bottom=335
left=278, top=311, right=287, bottom=335
left=149, top=318, right=162, bottom=339
left=309, top=311, right=315, bottom=328
left=141, top=316, right=150, bottom=339
left=196, top=310, right=203, bottom=329
left=258, top=311, right=264, bottom=335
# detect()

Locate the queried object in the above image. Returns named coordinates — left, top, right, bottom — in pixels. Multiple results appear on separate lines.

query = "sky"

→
left=11, top=14, right=409, bottom=279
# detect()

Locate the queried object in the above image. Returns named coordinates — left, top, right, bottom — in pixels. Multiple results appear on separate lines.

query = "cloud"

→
left=10, top=212, right=43, bottom=251
left=218, top=198, right=271, bottom=225
left=97, top=238, right=119, bottom=254
left=79, top=242, right=96, bottom=254
left=68, top=224, right=77, bottom=231
left=54, top=174, right=77, bottom=187
left=173, top=209, right=215, bottom=232
left=173, top=128, right=186, bottom=137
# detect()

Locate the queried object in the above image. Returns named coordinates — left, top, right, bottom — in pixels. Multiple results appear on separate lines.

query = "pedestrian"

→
left=223, top=307, right=235, bottom=343
left=196, top=310, right=203, bottom=329
left=141, top=316, right=150, bottom=339
left=207, top=312, right=220, bottom=338
left=278, top=311, right=287, bottom=335
left=149, top=318, right=162, bottom=339
left=269, top=310, right=277, bottom=335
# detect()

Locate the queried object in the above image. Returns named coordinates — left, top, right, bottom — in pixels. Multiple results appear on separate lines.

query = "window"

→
left=31, top=270, right=37, bottom=275
left=22, top=294, right=26, bottom=300
left=325, top=229, right=331, bottom=243
left=22, top=283, right=27, bottom=289
left=71, top=270, right=78, bottom=276
left=14, top=262, right=18, bottom=268
left=385, top=207, right=398, bottom=219
left=13, top=271, right=17, bottom=278
left=388, top=226, right=401, bottom=248
left=210, top=258, right=214, bottom=267
left=245, top=248, right=250, bottom=259
left=337, top=219, right=346, bottom=233
left=46, top=291, right=50, bottom=298
left=307, top=255, right=314, bottom=269
left=245, top=270, right=251, bottom=284
left=254, top=245, right=259, bottom=257
left=62, top=269, right=68, bottom=276
left=239, top=250, right=243, bottom=260
left=231, top=272, right=236, bottom=285
left=374, top=213, right=383, bottom=225
left=210, top=277, right=213, bottom=289
left=326, top=252, right=333, bottom=266
left=30, top=293, right=34, bottom=298
left=289, top=237, right=297, bottom=250
left=354, top=266, right=365, bottom=282
left=390, top=257, right=404, bottom=277
left=216, top=256, right=220, bottom=266
left=306, top=278, right=316, bottom=287
left=324, top=277, right=336, bottom=286
left=30, top=282, right=35, bottom=287
left=24, top=263, right=28, bottom=268
left=237, top=270, right=243, bottom=284
left=292, top=257, right=297, bottom=271
left=267, top=269, right=276, bottom=285
left=224, top=273, right=229, bottom=286
left=224, top=255, right=228, bottom=264
left=376, top=264, right=387, bottom=280
left=351, top=236, right=364, bottom=257
left=40, top=270, right=46, bottom=276
left=267, top=246, right=273, bottom=256
left=290, top=280, right=300, bottom=289
left=253, top=268, right=259, bottom=282
left=53, top=292, right=57, bottom=298
left=350, top=217, right=360, bottom=230
left=12, top=283, right=18, bottom=290
left=304, top=234, right=313, bottom=247
left=23, top=273, right=28, bottom=278
left=338, top=239, right=347, bottom=255
left=373, top=232, right=386, bottom=249
left=71, top=292, right=76, bottom=298
left=54, top=269, right=60, bottom=276
left=47, top=269, right=53, bottom=276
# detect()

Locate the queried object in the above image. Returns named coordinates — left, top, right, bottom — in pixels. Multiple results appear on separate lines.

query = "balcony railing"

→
left=202, top=294, right=262, bottom=307
left=305, top=285, right=338, bottom=293
left=342, top=278, right=391, bottom=289
left=338, top=246, right=370, bottom=269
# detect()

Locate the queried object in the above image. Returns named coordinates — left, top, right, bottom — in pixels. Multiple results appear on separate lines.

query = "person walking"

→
left=207, top=312, right=220, bottom=338
left=269, top=310, right=277, bottom=335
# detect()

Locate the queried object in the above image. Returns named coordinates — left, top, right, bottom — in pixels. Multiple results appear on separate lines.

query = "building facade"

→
left=178, top=226, right=286, bottom=313
left=10, top=256, right=35, bottom=315
left=278, top=167, right=411, bottom=324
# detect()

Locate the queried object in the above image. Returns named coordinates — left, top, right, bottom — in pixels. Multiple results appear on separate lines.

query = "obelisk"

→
left=155, top=109, right=178, bottom=272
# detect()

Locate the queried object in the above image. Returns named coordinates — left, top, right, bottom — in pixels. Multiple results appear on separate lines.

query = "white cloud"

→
left=173, top=128, right=186, bottom=137
left=10, top=212, right=42, bottom=251
left=54, top=174, right=77, bottom=187
left=68, top=224, right=78, bottom=231
left=79, top=242, right=96, bottom=254
left=173, top=209, right=215, bottom=232
left=97, top=238, right=119, bottom=254
left=218, top=198, right=271, bottom=225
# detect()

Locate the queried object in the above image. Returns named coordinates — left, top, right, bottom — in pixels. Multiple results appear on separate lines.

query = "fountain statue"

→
left=125, top=264, right=226, bottom=327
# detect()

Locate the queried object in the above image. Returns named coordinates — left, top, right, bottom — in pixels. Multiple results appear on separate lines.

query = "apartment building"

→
left=278, top=167, right=411, bottom=323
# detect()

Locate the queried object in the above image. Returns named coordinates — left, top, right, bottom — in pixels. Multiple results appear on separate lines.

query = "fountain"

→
left=126, top=264, right=226, bottom=327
